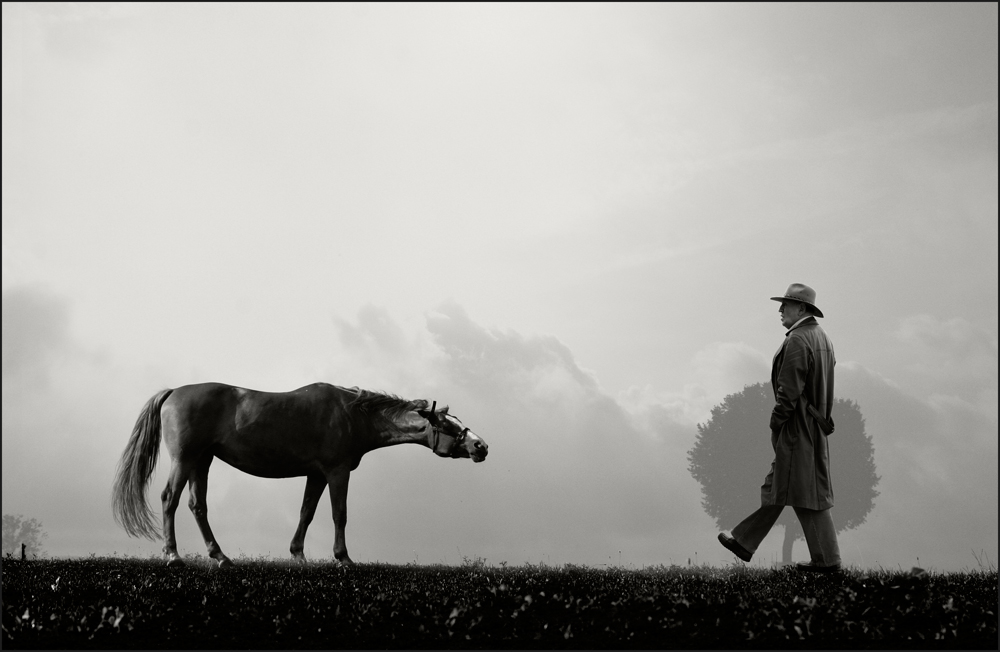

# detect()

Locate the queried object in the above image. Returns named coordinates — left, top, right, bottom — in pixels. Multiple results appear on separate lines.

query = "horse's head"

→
left=419, top=403, right=488, bottom=463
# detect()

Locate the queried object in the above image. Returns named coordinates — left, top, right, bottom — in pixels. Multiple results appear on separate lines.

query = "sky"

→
left=2, top=3, right=997, bottom=572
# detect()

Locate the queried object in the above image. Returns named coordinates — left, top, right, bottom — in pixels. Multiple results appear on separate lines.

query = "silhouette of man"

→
left=718, top=283, right=841, bottom=572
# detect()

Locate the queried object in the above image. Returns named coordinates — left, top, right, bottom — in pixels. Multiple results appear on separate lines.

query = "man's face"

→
left=778, top=300, right=806, bottom=329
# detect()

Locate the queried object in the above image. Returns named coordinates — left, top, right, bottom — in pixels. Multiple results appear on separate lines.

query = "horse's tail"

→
left=112, top=389, right=173, bottom=540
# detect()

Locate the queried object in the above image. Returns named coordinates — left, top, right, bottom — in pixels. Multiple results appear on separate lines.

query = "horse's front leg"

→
left=290, top=473, right=327, bottom=562
left=326, top=468, right=354, bottom=566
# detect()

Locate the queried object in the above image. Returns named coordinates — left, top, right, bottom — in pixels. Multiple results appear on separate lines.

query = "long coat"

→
left=762, top=316, right=836, bottom=510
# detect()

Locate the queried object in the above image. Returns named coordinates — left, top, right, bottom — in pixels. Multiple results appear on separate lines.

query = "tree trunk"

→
left=782, top=525, right=796, bottom=564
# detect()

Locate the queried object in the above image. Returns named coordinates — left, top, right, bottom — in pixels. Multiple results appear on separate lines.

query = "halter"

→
left=426, top=401, right=470, bottom=457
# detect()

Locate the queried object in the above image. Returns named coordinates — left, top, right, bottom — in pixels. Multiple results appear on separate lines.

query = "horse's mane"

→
left=344, top=388, right=429, bottom=424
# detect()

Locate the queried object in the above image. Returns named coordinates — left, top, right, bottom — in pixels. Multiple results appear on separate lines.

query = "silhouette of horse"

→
left=112, top=382, right=488, bottom=567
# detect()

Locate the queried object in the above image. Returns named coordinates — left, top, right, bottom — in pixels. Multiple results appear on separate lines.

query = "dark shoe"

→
left=718, top=533, right=752, bottom=562
left=795, top=561, right=842, bottom=573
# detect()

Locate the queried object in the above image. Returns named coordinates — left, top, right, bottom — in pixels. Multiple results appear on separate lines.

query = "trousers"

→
left=731, top=504, right=841, bottom=566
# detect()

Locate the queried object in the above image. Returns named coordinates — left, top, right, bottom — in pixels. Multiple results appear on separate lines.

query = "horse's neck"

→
left=371, top=414, right=431, bottom=449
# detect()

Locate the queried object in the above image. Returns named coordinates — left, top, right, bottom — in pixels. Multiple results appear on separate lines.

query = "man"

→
left=717, top=283, right=841, bottom=572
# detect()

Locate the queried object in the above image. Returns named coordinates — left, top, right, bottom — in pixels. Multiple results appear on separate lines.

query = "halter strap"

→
left=423, top=401, right=468, bottom=456
left=428, top=421, right=467, bottom=456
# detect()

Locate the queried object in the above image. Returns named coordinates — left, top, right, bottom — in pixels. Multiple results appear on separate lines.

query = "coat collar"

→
left=785, top=315, right=818, bottom=337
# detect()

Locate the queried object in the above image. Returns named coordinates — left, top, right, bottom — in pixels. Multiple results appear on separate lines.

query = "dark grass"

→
left=2, top=556, right=996, bottom=649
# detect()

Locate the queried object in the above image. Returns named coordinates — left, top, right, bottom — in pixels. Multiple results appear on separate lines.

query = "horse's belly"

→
left=214, top=442, right=322, bottom=479
left=217, top=455, right=311, bottom=479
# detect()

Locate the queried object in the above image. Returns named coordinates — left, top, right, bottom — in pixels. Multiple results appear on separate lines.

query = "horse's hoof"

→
left=334, top=557, right=355, bottom=568
left=291, top=554, right=307, bottom=564
left=216, top=557, right=235, bottom=569
left=166, top=557, right=185, bottom=568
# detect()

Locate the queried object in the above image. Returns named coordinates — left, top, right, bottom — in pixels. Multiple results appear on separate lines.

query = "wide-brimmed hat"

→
left=770, top=283, right=824, bottom=318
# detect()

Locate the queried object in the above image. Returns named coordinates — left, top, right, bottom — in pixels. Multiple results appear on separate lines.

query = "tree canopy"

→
left=2, top=514, right=48, bottom=559
left=687, top=382, right=879, bottom=562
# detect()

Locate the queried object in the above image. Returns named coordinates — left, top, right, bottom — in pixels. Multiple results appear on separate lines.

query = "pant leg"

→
left=793, top=506, right=841, bottom=566
left=731, top=504, right=784, bottom=554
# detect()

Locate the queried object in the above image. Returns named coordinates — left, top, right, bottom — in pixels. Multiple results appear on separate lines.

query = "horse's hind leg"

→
left=161, top=460, right=191, bottom=567
left=188, top=455, right=233, bottom=569
left=290, top=473, right=327, bottom=562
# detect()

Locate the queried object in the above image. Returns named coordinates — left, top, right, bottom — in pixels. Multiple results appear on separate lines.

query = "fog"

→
left=3, top=3, right=997, bottom=571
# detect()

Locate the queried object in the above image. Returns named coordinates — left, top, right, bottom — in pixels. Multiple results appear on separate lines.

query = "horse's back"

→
left=160, top=382, right=357, bottom=477
left=165, top=382, right=343, bottom=408
left=162, top=382, right=349, bottom=431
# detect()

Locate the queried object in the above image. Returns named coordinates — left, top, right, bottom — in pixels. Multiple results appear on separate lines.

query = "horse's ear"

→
left=439, top=405, right=449, bottom=415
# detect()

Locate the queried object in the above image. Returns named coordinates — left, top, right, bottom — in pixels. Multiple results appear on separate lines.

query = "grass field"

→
left=2, top=556, right=996, bottom=649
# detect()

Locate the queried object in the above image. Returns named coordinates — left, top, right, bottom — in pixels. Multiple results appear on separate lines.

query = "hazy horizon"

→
left=3, top=3, right=997, bottom=572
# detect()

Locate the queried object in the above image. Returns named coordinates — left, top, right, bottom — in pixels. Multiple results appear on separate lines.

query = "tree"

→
left=2, top=514, right=48, bottom=559
left=688, top=382, right=879, bottom=564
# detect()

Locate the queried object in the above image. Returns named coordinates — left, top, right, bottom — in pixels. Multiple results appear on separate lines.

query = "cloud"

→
left=834, top=363, right=997, bottom=570
left=335, top=304, right=408, bottom=355
left=426, top=301, right=601, bottom=402
left=618, top=341, right=770, bottom=427
left=327, top=304, right=448, bottom=399
left=386, top=302, right=712, bottom=566
left=1, top=286, right=72, bottom=384
left=893, top=314, right=998, bottom=417
left=259, top=302, right=715, bottom=566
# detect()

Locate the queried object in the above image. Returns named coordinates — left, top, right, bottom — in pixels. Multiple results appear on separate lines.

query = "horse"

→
left=112, top=382, right=488, bottom=567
